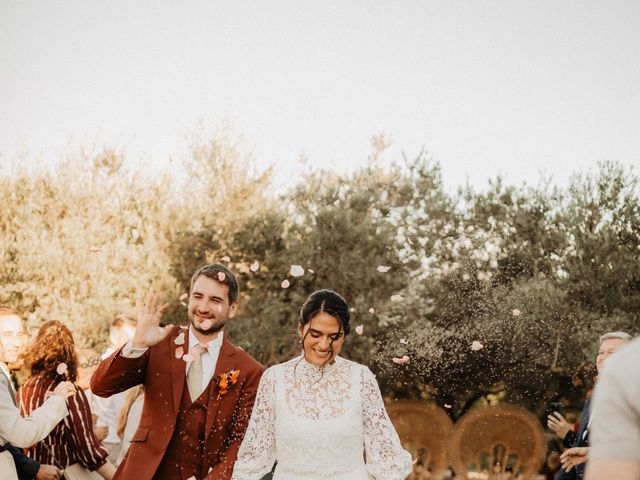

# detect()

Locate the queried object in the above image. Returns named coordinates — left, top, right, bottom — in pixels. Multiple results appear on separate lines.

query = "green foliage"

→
left=1, top=134, right=638, bottom=420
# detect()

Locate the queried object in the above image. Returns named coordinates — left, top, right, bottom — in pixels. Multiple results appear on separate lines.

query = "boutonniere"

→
left=216, top=369, right=240, bottom=399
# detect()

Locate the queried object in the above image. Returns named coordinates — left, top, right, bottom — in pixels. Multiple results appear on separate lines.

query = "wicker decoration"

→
left=387, top=401, right=454, bottom=479
left=448, top=404, right=546, bottom=480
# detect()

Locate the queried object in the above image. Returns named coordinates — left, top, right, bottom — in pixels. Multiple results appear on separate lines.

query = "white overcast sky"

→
left=1, top=0, right=639, bottom=191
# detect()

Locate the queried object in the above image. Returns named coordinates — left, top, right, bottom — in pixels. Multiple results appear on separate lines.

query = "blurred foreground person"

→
left=231, top=289, right=413, bottom=480
left=19, top=320, right=115, bottom=479
left=114, top=385, right=144, bottom=467
left=0, top=307, right=75, bottom=480
left=585, top=336, right=640, bottom=480
left=551, top=331, right=632, bottom=479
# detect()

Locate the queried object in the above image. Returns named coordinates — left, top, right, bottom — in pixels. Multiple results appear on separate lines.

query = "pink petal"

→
left=281, top=279, right=290, bottom=289
left=200, top=319, right=213, bottom=330
left=471, top=340, right=484, bottom=351
left=444, top=403, right=452, bottom=409
left=182, top=353, right=195, bottom=363
left=392, top=355, right=410, bottom=364
left=179, top=293, right=188, bottom=301
left=217, top=271, right=226, bottom=281
left=174, top=332, right=185, bottom=345
left=400, top=338, right=408, bottom=345
left=289, top=265, right=305, bottom=277
left=175, top=346, right=184, bottom=359
left=391, top=294, right=404, bottom=302
left=221, top=256, right=231, bottom=262
left=377, top=265, right=391, bottom=273
left=88, top=246, right=101, bottom=252
left=250, top=261, right=260, bottom=272
left=56, top=363, right=68, bottom=375
left=512, top=309, right=521, bottom=316
left=368, top=307, right=375, bottom=314
left=355, top=324, right=364, bottom=335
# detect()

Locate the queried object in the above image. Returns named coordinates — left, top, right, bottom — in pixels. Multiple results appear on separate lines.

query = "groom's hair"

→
left=190, top=263, right=240, bottom=305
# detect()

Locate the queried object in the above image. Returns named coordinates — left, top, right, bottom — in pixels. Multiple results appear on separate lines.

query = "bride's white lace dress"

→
left=231, top=355, right=413, bottom=480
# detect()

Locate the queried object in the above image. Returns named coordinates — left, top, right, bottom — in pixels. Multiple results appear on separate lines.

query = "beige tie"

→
left=187, top=344, right=207, bottom=400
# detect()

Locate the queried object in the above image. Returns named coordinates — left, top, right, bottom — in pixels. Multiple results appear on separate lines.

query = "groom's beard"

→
left=189, top=313, right=227, bottom=335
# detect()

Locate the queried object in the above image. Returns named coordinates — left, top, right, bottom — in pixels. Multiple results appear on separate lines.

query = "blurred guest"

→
left=550, top=331, right=632, bottom=479
left=585, top=336, right=640, bottom=480
left=18, top=320, right=115, bottom=479
left=1, top=307, right=73, bottom=480
left=91, top=315, right=136, bottom=463
left=114, top=385, right=143, bottom=467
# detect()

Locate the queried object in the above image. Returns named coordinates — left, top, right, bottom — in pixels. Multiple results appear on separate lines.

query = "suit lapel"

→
left=170, top=327, right=189, bottom=413
left=205, top=338, right=237, bottom=438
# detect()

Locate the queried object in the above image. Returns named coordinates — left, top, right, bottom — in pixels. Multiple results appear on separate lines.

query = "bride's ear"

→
left=297, top=321, right=304, bottom=338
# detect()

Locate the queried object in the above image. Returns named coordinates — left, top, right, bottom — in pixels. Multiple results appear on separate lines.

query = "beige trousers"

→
left=0, top=450, right=19, bottom=480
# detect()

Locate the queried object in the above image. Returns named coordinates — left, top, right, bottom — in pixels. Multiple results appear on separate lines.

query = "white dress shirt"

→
left=121, top=328, right=224, bottom=394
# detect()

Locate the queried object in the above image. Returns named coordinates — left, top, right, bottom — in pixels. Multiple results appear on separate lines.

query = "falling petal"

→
left=281, top=279, right=290, bottom=289
left=200, top=319, right=213, bottom=330
left=217, top=272, right=226, bottom=282
left=131, top=228, right=140, bottom=240
left=355, top=324, right=364, bottom=335
left=179, top=293, right=188, bottom=301
left=392, top=355, right=410, bottom=365
left=444, top=403, right=452, bottom=409
left=56, top=363, right=68, bottom=375
left=88, top=246, right=101, bottom=253
left=377, top=265, right=391, bottom=273
left=400, top=338, right=408, bottom=345
left=250, top=261, right=260, bottom=272
left=290, top=265, right=305, bottom=277
left=391, top=294, right=404, bottom=302
left=180, top=301, right=187, bottom=307
left=221, top=256, right=231, bottom=262
left=368, top=307, right=375, bottom=314
left=471, top=340, right=484, bottom=351
left=512, top=309, right=521, bottom=316
left=174, top=332, right=185, bottom=345
left=200, top=342, right=210, bottom=349
left=175, top=346, right=184, bottom=359
left=308, top=269, right=314, bottom=274
left=182, top=353, right=195, bottom=363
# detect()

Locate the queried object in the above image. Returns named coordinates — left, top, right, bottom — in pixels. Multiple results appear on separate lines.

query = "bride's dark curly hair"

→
left=22, top=320, right=79, bottom=383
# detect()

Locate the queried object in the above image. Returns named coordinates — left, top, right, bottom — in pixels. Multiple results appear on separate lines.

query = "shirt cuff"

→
left=121, top=340, right=148, bottom=358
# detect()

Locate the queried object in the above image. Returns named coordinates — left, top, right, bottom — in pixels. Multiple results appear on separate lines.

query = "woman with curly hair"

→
left=18, top=320, right=115, bottom=479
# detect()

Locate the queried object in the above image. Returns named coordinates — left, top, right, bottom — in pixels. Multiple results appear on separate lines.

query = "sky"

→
left=1, top=0, right=639, bottom=192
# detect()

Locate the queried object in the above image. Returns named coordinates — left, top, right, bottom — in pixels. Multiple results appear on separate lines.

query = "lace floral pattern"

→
left=232, top=356, right=413, bottom=480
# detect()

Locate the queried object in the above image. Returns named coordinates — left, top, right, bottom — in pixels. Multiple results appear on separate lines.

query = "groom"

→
left=91, top=264, right=263, bottom=480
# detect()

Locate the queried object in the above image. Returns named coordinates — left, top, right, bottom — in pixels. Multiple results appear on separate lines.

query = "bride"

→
left=232, top=289, right=413, bottom=480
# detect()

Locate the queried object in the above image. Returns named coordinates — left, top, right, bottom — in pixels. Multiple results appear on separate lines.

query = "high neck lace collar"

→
left=296, top=353, right=344, bottom=376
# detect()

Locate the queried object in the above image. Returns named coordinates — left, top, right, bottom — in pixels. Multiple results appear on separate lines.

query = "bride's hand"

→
left=52, top=381, right=76, bottom=400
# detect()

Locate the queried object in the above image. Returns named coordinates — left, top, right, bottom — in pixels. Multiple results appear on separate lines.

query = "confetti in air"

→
left=56, top=363, right=68, bottom=375
left=308, top=269, right=314, bottom=274
left=444, top=403, right=452, bottom=409
left=250, top=261, right=260, bottom=272
left=392, top=355, right=410, bottom=364
left=221, top=256, right=231, bottom=262
left=175, top=346, right=184, bottom=359
left=281, top=279, right=291, bottom=289
left=400, top=339, right=408, bottom=345
left=377, top=265, right=391, bottom=273
left=355, top=325, right=364, bottom=335
left=390, top=294, right=404, bottom=302
left=200, top=319, right=213, bottom=330
left=179, top=293, right=188, bottom=301
left=471, top=340, right=484, bottom=351
left=182, top=353, right=195, bottom=363
left=88, top=246, right=101, bottom=252
left=290, top=265, right=305, bottom=277
left=512, top=309, right=521, bottom=316
left=368, top=307, right=375, bottom=314
left=217, top=271, right=226, bottom=282
left=174, top=332, right=185, bottom=345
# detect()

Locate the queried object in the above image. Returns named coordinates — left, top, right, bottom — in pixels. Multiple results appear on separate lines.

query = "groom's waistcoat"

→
left=155, top=376, right=215, bottom=480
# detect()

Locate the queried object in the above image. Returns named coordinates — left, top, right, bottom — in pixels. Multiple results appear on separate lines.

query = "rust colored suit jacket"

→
left=90, top=327, right=263, bottom=480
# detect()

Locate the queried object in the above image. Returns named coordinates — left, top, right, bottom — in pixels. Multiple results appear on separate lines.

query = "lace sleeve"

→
left=231, top=366, right=277, bottom=480
left=361, top=367, right=413, bottom=480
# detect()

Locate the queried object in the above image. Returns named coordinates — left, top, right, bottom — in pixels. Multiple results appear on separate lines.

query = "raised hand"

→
left=132, top=293, right=172, bottom=348
left=547, top=411, right=572, bottom=439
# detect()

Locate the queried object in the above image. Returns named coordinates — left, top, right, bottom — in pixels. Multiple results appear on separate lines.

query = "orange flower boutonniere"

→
left=216, top=369, right=240, bottom=399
